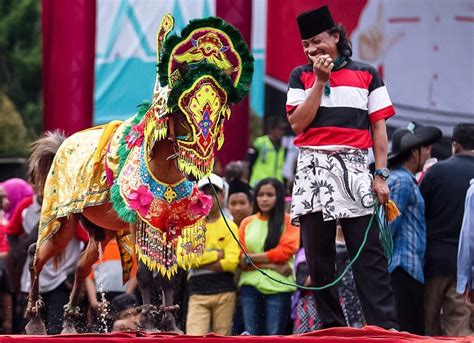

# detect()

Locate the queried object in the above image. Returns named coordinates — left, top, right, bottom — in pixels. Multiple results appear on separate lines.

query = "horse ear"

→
left=152, top=14, right=175, bottom=101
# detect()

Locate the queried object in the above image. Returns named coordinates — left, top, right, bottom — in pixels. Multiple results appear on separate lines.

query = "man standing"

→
left=457, top=179, right=474, bottom=313
left=387, top=123, right=442, bottom=335
left=248, top=117, right=288, bottom=188
left=420, top=123, right=474, bottom=336
left=287, top=5, right=398, bottom=329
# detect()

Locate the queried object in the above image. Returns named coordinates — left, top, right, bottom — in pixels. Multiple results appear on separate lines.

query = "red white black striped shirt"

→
left=286, top=59, right=395, bottom=148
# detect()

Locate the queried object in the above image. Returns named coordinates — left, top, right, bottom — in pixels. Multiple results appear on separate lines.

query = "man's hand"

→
left=309, top=54, right=334, bottom=84
left=464, top=288, right=474, bottom=311
left=372, top=176, right=389, bottom=204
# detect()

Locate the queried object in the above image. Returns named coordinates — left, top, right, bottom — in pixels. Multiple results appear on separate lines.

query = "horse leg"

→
left=25, top=215, right=76, bottom=335
left=62, top=228, right=115, bottom=334
left=136, top=261, right=160, bottom=332
left=159, top=274, right=183, bottom=334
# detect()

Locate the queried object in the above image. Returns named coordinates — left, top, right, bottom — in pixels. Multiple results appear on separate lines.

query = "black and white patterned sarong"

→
left=290, top=147, right=374, bottom=225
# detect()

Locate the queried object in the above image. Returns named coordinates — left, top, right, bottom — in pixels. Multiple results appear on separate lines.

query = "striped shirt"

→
left=286, top=59, right=395, bottom=148
left=387, top=167, right=426, bottom=283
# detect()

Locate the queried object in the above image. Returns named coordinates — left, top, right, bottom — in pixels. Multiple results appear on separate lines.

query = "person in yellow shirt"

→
left=185, top=173, right=241, bottom=336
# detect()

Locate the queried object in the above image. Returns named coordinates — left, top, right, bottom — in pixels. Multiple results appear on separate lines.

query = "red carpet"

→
left=0, top=327, right=473, bottom=343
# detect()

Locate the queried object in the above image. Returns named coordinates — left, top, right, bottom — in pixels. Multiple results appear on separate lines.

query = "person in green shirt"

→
left=248, top=117, right=288, bottom=188
left=238, top=178, right=300, bottom=335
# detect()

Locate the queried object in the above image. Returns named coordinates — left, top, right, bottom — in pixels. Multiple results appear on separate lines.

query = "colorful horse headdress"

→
left=109, top=15, right=252, bottom=276
left=144, top=14, right=253, bottom=179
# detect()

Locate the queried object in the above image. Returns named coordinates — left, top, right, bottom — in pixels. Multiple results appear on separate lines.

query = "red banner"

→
left=216, top=0, right=252, bottom=169
left=266, top=0, right=367, bottom=83
left=42, top=0, right=96, bottom=135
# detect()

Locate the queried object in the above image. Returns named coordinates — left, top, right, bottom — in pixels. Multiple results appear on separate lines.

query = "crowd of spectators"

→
left=0, top=122, right=472, bottom=336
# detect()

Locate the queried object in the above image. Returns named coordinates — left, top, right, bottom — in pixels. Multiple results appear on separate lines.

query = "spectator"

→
left=248, top=117, right=288, bottom=188
left=110, top=293, right=139, bottom=332
left=185, top=173, right=240, bottom=336
left=292, top=224, right=364, bottom=334
left=238, top=178, right=299, bottom=335
left=86, top=239, right=137, bottom=332
left=225, top=161, right=246, bottom=183
left=0, top=178, right=34, bottom=221
left=226, top=178, right=253, bottom=335
left=457, top=179, right=474, bottom=311
left=0, top=185, right=12, bottom=333
left=227, top=178, right=253, bottom=228
left=387, top=124, right=442, bottom=335
left=420, top=123, right=474, bottom=336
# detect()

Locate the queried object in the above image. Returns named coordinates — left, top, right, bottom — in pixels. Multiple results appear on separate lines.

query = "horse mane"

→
left=28, top=130, right=66, bottom=193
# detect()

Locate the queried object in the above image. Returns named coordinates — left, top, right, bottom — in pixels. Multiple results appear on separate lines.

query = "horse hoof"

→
left=25, top=317, right=47, bottom=335
left=61, top=318, right=77, bottom=334
left=160, top=315, right=183, bottom=334
left=137, top=304, right=160, bottom=332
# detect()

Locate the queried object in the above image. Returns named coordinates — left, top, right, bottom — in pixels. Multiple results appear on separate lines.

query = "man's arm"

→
left=288, top=55, right=334, bottom=134
left=371, top=119, right=390, bottom=204
left=288, top=81, right=325, bottom=134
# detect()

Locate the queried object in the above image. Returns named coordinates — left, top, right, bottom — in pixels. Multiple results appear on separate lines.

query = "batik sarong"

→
left=290, top=147, right=374, bottom=225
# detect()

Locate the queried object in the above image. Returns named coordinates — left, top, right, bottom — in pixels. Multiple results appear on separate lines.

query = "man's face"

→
left=271, top=125, right=286, bottom=141
left=420, top=145, right=432, bottom=168
left=302, top=31, right=339, bottom=62
left=412, top=145, right=432, bottom=172
left=228, top=192, right=253, bottom=224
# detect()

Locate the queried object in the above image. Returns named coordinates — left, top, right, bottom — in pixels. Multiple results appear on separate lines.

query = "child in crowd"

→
left=86, top=239, right=137, bottom=332
left=292, top=223, right=365, bottom=333
left=226, top=178, right=254, bottom=335
left=110, top=293, right=140, bottom=332
left=227, top=178, right=253, bottom=228
left=238, top=178, right=299, bottom=335
left=185, top=173, right=241, bottom=336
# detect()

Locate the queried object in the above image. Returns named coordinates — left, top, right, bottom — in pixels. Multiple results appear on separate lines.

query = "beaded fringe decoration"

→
left=135, top=218, right=206, bottom=278
left=177, top=150, right=214, bottom=180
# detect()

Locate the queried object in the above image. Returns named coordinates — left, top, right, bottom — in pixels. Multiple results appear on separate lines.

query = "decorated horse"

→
left=24, top=14, right=253, bottom=335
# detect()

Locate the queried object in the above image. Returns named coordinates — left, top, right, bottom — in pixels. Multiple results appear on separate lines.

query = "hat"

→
left=297, top=5, right=335, bottom=40
left=388, top=122, right=442, bottom=161
left=198, top=173, right=225, bottom=191
left=228, top=178, right=251, bottom=199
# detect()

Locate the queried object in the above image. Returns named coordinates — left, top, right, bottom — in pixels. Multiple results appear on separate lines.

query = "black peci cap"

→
left=297, top=5, right=336, bottom=40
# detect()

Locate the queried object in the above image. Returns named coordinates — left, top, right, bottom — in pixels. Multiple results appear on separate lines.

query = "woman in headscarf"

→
left=1, top=178, right=34, bottom=220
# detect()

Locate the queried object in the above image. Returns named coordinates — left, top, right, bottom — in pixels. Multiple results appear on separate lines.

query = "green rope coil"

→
left=209, top=180, right=393, bottom=291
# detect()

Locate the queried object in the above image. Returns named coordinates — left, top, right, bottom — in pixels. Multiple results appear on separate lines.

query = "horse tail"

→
left=28, top=130, right=66, bottom=193
left=29, top=131, right=67, bottom=267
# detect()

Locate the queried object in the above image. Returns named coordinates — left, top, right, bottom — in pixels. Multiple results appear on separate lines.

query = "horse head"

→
left=143, top=14, right=254, bottom=181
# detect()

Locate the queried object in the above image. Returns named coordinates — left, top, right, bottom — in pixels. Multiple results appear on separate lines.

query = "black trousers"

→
left=390, top=267, right=424, bottom=335
left=300, top=212, right=398, bottom=330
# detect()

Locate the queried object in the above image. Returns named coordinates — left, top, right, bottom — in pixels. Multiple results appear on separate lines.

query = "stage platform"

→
left=0, top=327, right=473, bottom=343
